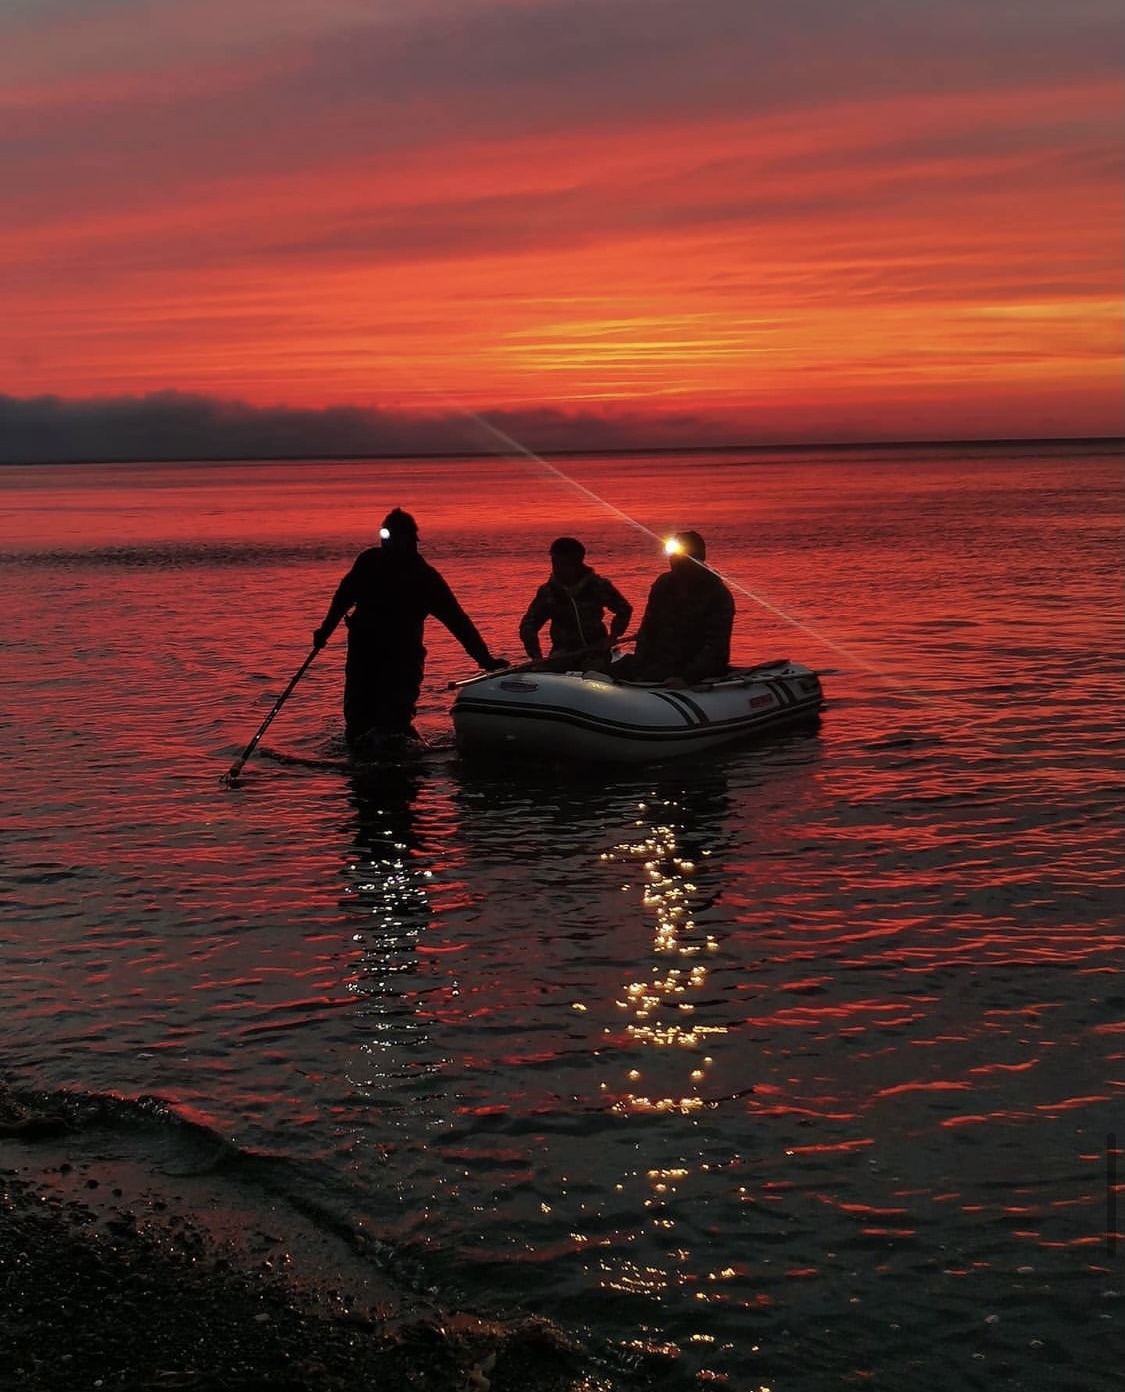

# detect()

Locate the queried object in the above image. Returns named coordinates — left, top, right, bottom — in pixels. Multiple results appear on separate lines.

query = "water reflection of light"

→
left=586, top=795, right=736, bottom=1326
left=341, top=781, right=438, bottom=1092
left=598, top=1258, right=672, bottom=1296
left=600, top=804, right=727, bottom=1116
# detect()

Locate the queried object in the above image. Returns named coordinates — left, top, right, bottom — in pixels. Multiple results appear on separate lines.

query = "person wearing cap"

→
left=518, top=536, right=633, bottom=669
left=611, top=531, right=734, bottom=688
left=313, top=508, right=507, bottom=747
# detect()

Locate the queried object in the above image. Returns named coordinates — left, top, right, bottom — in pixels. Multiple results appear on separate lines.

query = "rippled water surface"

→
left=2, top=442, right=1122, bottom=1390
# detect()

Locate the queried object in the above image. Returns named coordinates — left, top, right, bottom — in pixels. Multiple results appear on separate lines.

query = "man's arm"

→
left=312, top=569, right=358, bottom=648
left=517, top=586, right=551, bottom=660
left=681, top=586, right=735, bottom=682
left=600, top=578, right=633, bottom=641
left=428, top=570, right=502, bottom=668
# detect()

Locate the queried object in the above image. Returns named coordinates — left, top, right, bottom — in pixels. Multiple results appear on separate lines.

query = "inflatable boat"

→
left=451, top=658, right=824, bottom=764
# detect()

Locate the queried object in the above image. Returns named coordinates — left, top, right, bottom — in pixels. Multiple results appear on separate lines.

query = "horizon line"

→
left=2, top=433, right=1121, bottom=469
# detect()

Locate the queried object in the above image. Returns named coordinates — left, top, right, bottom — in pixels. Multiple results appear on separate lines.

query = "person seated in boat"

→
left=611, top=530, right=734, bottom=688
left=518, top=536, right=633, bottom=671
left=312, top=508, right=507, bottom=748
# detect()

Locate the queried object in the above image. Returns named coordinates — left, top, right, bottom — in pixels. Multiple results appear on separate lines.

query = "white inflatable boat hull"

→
left=451, top=659, right=824, bottom=763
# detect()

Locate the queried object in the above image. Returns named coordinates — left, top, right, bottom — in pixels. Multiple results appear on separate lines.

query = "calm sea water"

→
left=1, top=442, right=1122, bottom=1390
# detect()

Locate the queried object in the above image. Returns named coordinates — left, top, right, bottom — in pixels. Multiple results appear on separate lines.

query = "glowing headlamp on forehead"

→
left=664, top=530, right=706, bottom=561
left=380, top=508, right=419, bottom=545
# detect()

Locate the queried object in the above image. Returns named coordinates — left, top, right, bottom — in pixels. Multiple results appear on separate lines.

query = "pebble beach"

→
left=1, top=1083, right=677, bottom=1392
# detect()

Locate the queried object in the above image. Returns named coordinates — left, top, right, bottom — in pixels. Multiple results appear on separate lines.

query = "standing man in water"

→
left=313, top=508, right=507, bottom=748
left=611, top=530, right=734, bottom=687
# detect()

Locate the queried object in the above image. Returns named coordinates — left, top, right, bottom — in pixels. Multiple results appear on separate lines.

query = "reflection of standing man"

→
left=313, top=508, right=506, bottom=748
left=345, top=766, right=434, bottom=1077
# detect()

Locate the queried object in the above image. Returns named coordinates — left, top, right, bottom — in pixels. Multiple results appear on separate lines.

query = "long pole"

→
left=448, top=640, right=633, bottom=690
left=222, top=647, right=320, bottom=785
left=449, top=658, right=540, bottom=690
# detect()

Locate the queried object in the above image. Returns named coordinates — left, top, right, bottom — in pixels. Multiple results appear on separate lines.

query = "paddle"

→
left=448, top=639, right=633, bottom=690
left=448, top=657, right=542, bottom=690
left=222, top=646, right=320, bottom=785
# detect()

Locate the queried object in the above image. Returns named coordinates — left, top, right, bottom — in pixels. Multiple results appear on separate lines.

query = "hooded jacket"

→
left=518, top=565, right=632, bottom=660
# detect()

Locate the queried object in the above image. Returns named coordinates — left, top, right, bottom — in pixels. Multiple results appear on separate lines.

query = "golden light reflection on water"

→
left=588, top=800, right=740, bottom=1313
left=600, top=803, right=728, bottom=1117
left=341, top=777, right=439, bottom=1094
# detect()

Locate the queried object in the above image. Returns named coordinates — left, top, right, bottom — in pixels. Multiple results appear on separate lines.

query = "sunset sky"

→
left=3, top=0, right=1123, bottom=456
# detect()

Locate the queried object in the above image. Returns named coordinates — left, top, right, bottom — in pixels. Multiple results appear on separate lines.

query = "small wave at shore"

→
left=1, top=1076, right=684, bottom=1391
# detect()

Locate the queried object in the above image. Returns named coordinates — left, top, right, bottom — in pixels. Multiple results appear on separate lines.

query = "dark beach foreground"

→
left=1, top=1084, right=683, bottom=1392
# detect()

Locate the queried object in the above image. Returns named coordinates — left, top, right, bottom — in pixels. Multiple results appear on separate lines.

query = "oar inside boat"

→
left=448, top=639, right=631, bottom=690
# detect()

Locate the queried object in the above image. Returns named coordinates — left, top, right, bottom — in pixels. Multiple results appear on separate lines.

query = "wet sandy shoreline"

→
left=1, top=1083, right=682, bottom=1392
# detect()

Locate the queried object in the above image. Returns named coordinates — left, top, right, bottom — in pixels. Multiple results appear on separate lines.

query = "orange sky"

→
left=2, top=0, right=1122, bottom=452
